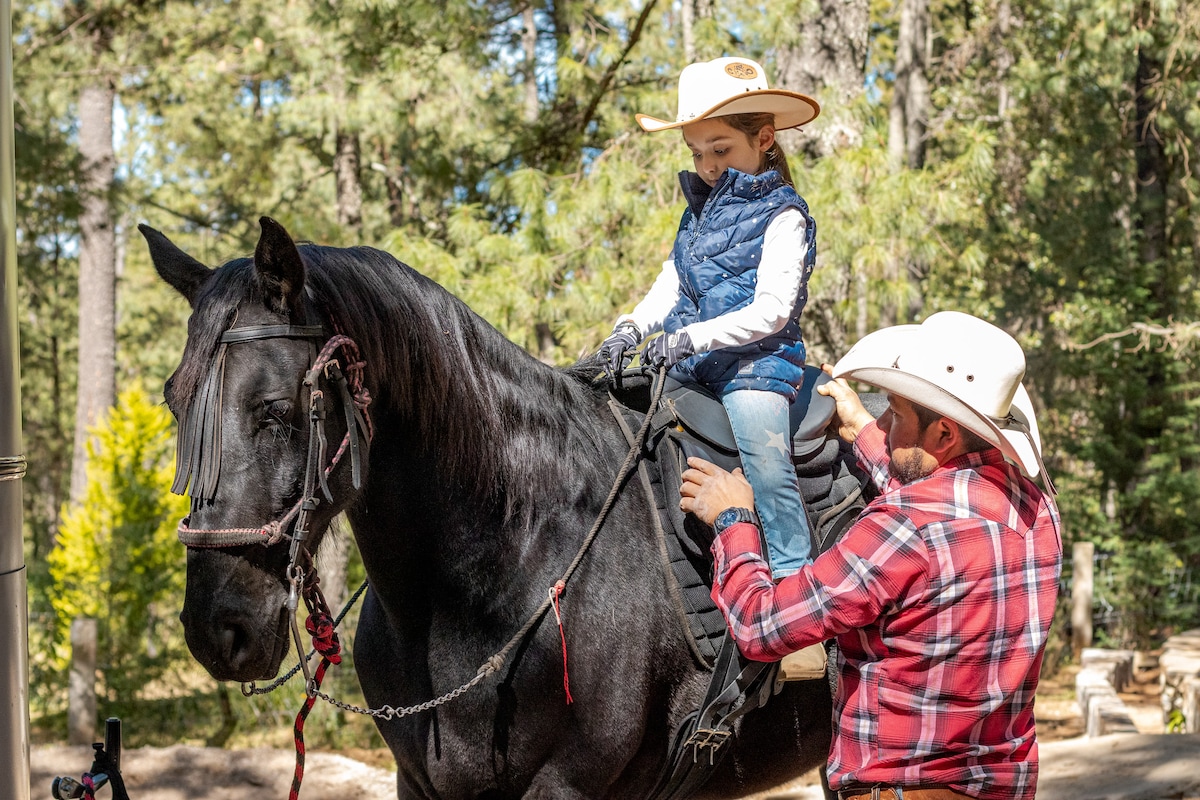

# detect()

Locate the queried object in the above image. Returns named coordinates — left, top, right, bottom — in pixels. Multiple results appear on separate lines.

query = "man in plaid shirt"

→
left=681, top=312, right=1062, bottom=800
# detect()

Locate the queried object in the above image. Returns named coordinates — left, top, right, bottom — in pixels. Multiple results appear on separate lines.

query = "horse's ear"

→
left=254, top=216, right=305, bottom=316
left=139, top=224, right=212, bottom=306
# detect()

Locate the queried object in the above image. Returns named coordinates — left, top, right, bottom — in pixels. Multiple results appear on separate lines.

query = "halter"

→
left=173, top=323, right=373, bottom=550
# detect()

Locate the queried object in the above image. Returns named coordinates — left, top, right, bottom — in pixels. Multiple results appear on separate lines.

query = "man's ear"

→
left=925, top=418, right=965, bottom=463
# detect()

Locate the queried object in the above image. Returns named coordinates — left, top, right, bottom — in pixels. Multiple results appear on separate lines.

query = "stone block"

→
left=1080, top=647, right=1134, bottom=691
left=1086, top=697, right=1138, bottom=736
left=1182, top=675, right=1200, bottom=734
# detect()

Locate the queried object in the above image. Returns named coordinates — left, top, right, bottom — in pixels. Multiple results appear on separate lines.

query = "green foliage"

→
left=43, top=385, right=190, bottom=703
left=12, top=0, right=1200, bottom=743
left=1095, top=536, right=1198, bottom=648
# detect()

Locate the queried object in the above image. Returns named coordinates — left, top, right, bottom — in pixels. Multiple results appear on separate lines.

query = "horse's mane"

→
left=173, top=244, right=614, bottom=523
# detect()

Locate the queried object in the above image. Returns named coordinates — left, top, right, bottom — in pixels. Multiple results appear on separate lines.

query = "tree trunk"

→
left=775, top=0, right=868, bottom=359
left=889, top=0, right=929, bottom=172
left=905, top=0, right=929, bottom=170
left=775, top=0, right=869, bottom=159
left=317, top=521, right=350, bottom=614
left=68, top=617, right=97, bottom=745
left=681, top=0, right=695, bottom=63
left=996, top=0, right=1014, bottom=119
left=380, top=141, right=409, bottom=228
left=1134, top=41, right=1168, bottom=312
left=70, top=79, right=116, bottom=504
left=523, top=6, right=539, bottom=124
left=333, top=128, right=362, bottom=233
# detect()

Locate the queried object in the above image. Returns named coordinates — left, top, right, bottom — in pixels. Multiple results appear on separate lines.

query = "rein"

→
left=179, top=327, right=663, bottom=795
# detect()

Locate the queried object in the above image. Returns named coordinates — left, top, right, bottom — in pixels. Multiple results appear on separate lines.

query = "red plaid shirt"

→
left=711, top=421, right=1062, bottom=799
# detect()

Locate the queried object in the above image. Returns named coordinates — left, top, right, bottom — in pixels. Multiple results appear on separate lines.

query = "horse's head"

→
left=143, top=217, right=369, bottom=682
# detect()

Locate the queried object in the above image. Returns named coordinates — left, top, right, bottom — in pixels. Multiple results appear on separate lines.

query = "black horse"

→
left=143, top=217, right=833, bottom=799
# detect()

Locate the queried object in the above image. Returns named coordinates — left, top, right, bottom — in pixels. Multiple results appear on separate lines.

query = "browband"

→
left=221, top=325, right=325, bottom=344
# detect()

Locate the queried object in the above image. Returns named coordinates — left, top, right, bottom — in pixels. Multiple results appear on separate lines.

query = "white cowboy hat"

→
left=832, top=311, right=1052, bottom=487
left=636, top=57, right=820, bottom=133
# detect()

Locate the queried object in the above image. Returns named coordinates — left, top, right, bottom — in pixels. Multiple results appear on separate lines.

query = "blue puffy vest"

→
left=662, top=168, right=815, bottom=401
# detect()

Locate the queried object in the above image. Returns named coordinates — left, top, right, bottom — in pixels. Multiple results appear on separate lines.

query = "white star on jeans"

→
left=766, top=429, right=790, bottom=457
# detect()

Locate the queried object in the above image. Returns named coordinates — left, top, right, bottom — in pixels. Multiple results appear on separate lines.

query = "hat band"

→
left=995, top=415, right=1056, bottom=496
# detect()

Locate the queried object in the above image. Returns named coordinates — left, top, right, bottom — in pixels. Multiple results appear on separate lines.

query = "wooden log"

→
left=1081, top=647, right=1134, bottom=692
left=1071, top=542, right=1094, bottom=656
left=68, top=617, right=96, bottom=746
left=1161, top=628, right=1200, bottom=729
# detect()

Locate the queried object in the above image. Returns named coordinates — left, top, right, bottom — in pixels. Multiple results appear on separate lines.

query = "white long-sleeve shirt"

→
left=617, top=207, right=810, bottom=353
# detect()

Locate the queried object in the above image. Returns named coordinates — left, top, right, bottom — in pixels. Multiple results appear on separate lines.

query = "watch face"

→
left=715, top=507, right=752, bottom=531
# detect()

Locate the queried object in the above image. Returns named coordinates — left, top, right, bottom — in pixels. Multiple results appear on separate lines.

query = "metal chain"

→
left=308, top=659, right=501, bottom=721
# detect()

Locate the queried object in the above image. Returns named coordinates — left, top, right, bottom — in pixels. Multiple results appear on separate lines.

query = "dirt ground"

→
left=28, top=665, right=1200, bottom=800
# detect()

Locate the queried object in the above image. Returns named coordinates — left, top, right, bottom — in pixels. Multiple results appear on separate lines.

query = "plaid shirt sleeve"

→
left=710, top=422, right=930, bottom=661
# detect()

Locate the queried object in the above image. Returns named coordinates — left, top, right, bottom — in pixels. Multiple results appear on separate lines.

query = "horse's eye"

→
left=261, top=399, right=292, bottom=426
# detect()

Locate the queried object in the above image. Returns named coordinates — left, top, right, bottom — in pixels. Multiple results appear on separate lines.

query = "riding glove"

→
left=601, top=321, right=642, bottom=375
left=642, top=330, right=695, bottom=370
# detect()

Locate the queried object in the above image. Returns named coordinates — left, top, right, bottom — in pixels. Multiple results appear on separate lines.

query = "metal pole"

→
left=1, top=0, right=33, bottom=795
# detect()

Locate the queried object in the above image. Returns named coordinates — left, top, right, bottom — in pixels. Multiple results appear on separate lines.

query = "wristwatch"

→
left=713, top=506, right=757, bottom=535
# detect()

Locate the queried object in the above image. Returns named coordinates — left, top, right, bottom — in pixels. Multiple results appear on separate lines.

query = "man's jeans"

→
left=721, top=388, right=813, bottom=577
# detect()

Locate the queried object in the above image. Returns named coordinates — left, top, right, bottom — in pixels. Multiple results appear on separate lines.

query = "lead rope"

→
left=289, top=567, right=343, bottom=800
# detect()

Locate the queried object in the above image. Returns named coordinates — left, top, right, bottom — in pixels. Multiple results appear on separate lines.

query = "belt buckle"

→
left=839, top=788, right=899, bottom=800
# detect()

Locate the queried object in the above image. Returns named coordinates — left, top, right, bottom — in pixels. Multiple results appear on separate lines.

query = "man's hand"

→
left=679, top=457, right=755, bottom=527
left=816, top=363, right=876, bottom=443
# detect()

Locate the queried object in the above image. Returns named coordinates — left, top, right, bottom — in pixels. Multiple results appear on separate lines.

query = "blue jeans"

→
left=721, top=388, right=813, bottom=578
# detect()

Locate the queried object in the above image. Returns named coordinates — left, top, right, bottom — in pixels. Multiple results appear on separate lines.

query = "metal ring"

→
left=0, top=455, right=27, bottom=482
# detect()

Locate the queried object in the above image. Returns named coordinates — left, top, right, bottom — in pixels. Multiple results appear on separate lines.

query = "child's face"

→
left=682, top=117, right=775, bottom=187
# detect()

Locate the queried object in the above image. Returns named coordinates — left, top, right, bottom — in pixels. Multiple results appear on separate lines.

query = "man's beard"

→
left=892, top=449, right=930, bottom=484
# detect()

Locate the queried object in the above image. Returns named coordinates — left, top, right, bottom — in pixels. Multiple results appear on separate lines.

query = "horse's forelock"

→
left=171, top=258, right=256, bottom=414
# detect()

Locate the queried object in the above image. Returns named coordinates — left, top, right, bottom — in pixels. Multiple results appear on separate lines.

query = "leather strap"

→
left=838, top=787, right=973, bottom=800
left=221, top=324, right=325, bottom=343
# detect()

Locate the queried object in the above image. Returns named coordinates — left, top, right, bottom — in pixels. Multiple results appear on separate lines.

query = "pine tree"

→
left=45, top=385, right=189, bottom=702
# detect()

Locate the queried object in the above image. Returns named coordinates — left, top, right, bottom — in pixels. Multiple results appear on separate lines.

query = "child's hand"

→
left=642, top=330, right=694, bottom=369
left=600, top=321, right=641, bottom=376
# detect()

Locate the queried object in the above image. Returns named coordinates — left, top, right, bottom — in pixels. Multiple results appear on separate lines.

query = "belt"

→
left=837, top=788, right=972, bottom=800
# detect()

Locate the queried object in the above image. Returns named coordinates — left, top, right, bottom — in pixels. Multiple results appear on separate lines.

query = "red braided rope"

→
left=288, top=657, right=330, bottom=800
left=305, top=610, right=342, bottom=665
left=550, top=580, right=573, bottom=705
left=289, top=581, right=344, bottom=800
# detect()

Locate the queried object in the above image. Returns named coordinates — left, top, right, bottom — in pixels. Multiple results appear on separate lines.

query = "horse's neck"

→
left=358, top=338, right=621, bottom=600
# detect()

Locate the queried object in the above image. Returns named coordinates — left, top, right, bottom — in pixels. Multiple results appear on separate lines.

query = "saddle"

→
left=607, top=367, right=876, bottom=800
left=609, top=367, right=872, bottom=666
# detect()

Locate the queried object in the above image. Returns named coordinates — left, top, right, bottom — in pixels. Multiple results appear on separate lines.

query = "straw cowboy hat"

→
left=636, top=56, right=820, bottom=133
left=832, top=311, right=1053, bottom=488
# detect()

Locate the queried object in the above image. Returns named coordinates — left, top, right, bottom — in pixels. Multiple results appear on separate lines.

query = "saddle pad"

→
left=613, top=402, right=727, bottom=667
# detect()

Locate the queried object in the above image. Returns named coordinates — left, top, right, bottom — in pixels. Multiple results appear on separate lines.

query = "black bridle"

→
left=172, top=320, right=373, bottom=691
left=172, top=322, right=373, bottom=552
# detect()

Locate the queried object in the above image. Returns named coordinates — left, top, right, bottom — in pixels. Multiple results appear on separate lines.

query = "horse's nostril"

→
left=217, top=619, right=252, bottom=669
